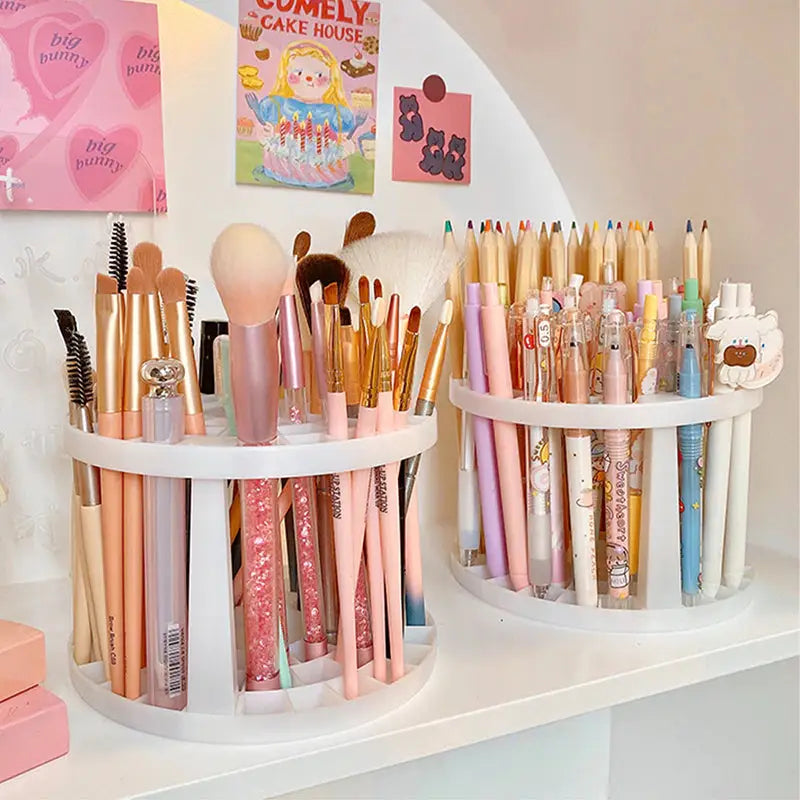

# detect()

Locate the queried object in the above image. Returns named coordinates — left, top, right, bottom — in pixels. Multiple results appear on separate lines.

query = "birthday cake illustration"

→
left=259, top=113, right=351, bottom=189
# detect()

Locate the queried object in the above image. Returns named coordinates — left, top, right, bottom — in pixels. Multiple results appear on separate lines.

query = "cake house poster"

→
left=0, top=0, right=167, bottom=213
left=236, top=1, right=380, bottom=195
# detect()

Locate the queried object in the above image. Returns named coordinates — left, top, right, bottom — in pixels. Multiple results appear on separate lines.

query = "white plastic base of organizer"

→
left=69, top=622, right=436, bottom=744
left=450, top=556, right=754, bottom=633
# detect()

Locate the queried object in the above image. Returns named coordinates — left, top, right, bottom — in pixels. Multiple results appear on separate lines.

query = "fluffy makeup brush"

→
left=212, top=224, right=289, bottom=326
left=108, top=220, right=129, bottom=292
left=295, top=253, right=350, bottom=326
left=211, top=223, right=289, bottom=691
left=343, top=232, right=461, bottom=316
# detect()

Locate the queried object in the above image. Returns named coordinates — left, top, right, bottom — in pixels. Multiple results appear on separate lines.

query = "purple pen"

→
left=464, top=282, right=508, bottom=577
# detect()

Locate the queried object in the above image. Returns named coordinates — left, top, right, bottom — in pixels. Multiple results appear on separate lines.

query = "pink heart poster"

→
left=0, top=0, right=166, bottom=213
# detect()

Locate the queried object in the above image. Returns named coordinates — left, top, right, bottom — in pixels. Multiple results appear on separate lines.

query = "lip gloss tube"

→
left=141, top=359, right=187, bottom=710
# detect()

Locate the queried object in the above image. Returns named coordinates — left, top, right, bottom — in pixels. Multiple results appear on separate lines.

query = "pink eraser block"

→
left=0, top=685, right=69, bottom=783
left=0, top=621, right=46, bottom=703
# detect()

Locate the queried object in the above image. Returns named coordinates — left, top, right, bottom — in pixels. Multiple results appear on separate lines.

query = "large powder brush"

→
left=341, top=232, right=461, bottom=316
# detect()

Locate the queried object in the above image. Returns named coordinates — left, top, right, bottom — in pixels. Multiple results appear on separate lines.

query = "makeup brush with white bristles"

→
left=341, top=232, right=461, bottom=317
left=210, top=222, right=290, bottom=691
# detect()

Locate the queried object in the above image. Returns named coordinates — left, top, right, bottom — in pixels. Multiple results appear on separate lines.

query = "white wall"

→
left=0, top=0, right=573, bottom=585
left=427, top=0, right=800, bottom=559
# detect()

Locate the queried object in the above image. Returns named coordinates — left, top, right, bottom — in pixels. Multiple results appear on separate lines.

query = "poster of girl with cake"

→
left=236, top=1, right=380, bottom=195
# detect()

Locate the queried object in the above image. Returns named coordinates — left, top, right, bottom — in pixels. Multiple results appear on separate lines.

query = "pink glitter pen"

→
left=211, top=224, right=289, bottom=692
left=279, top=291, right=327, bottom=661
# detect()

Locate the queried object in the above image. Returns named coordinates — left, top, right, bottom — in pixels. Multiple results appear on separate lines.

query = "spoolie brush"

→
left=108, top=220, right=129, bottom=292
left=184, top=274, right=198, bottom=335
left=66, top=331, right=94, bottom=409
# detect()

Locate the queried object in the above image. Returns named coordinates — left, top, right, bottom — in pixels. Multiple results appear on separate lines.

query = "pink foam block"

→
left=0, top=621, right=46, bottom=704
left=0, top=686, right=69, bottom=783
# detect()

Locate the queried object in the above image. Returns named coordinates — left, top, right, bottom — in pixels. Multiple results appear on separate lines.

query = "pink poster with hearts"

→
left=0, top=0, right=166, bottom=213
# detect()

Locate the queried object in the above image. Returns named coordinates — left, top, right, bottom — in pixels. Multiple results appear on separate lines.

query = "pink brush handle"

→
left=123, top=410, right=144, bottom=701
left=351, top=406, right=378, bottom=572
left=355, top=557, right=373, bottom=666
left=98, top=411, right=124, bottom=693
left=480, top=299, right=529, bottom=590
left=396, top=409, right=424, bottom=625
left=327, top=391, right=358, bottom=700
left=241, top=475, right=281, bottom=690
left=365, top=476, right=386, bottom=681
left=376, top=391, right=404, bottom=682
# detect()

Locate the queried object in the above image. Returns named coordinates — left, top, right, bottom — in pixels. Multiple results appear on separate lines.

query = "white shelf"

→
left=1, top=532, right=797, bottom=800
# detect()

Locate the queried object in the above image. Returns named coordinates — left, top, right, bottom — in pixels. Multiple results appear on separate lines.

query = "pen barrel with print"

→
left=142, top=375, right=187, bottom=710
left=678, top=425, right=703, bottom=598
left=526, top=424, right=552, bottom=595
left=457, top=411, right=481, bottom=567
left=603, top=430, right=631, bottom=603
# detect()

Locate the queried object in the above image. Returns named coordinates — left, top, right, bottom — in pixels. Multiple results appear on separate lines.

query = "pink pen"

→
left=633, top=280, right=653, bottom=321
left=602, top=311, right=632, bottom=607
left=539, top=283, right=568, bottom=587
left=279, top=291, right=327, bottom=661
left=463, top=284, right=507, bottom=577
left=481, top=282, right=528, bottom=590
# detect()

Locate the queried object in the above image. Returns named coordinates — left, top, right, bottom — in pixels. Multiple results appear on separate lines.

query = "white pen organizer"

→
left=63, top=403, right=438, bottom=744
left=449, top=279, right=784, bottom=633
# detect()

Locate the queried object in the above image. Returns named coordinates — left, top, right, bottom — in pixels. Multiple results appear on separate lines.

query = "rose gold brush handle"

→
left=71, top=492, right=92, bottom=665
left=79, top=503, right=109, bottom=677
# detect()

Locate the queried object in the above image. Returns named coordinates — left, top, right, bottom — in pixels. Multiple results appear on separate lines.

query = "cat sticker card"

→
left=0, top=0, right=166, bottom=213
left=236, top=0, right=381, bottom=195
left=392, top=76, right=471, bottom=185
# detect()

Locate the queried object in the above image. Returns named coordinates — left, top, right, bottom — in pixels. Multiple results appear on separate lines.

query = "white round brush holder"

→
left=63, top=410, right=438, bottom=744
left=449, top=379, right=762, bottom=633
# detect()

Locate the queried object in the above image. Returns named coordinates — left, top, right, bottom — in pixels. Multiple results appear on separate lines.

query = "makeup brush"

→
left=157, top=268, right=206, bottom=435
left=67, top=331, right=108, bottom=671
left=122, top=267, right=148, bottom=699
left=323, top=281, right=358, bottom=698
left=133, top=242, right=166, bottom=357
left=108, top=219, right=129, bottom=292
left=58, top=311, right=93, bottom=665
left=342, top=232, right=460, bottom=316
left=295, top=253, right=351, bottom=325
left=343, top=211, right=376, bottom=247
left=54, top=309, right=77, bottom=349
left=211, top=223, right=290, bottom=691
left=357, top=275, right=372, bottom=362
left=373, top=278, right=383, bottom=300
left=293, top=231, right=312, bottom=263
left=95, top=272, right=125, bottom=693
left=184, top=275, right=198, bottom=338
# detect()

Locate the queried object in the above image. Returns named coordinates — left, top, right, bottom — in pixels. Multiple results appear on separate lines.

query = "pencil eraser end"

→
left=0, top=686, right=69, bottom=784
left=0, top=620, right=46, bottom=704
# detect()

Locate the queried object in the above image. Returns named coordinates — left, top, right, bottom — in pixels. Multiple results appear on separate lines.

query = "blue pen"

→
left=678, top=310, right=703, bottom=603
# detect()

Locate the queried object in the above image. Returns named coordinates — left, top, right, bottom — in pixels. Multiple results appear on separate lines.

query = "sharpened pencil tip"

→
left=686, top=219, right=693, bottom=233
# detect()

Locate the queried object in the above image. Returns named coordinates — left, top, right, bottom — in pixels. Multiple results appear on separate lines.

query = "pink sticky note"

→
left=0, top=0, right=166, bottom=212
left=392, top=83, right=471, bottom=185
left=0, top=620, right=46, bottom=704
left=0, top=686, right=69, bottom=784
